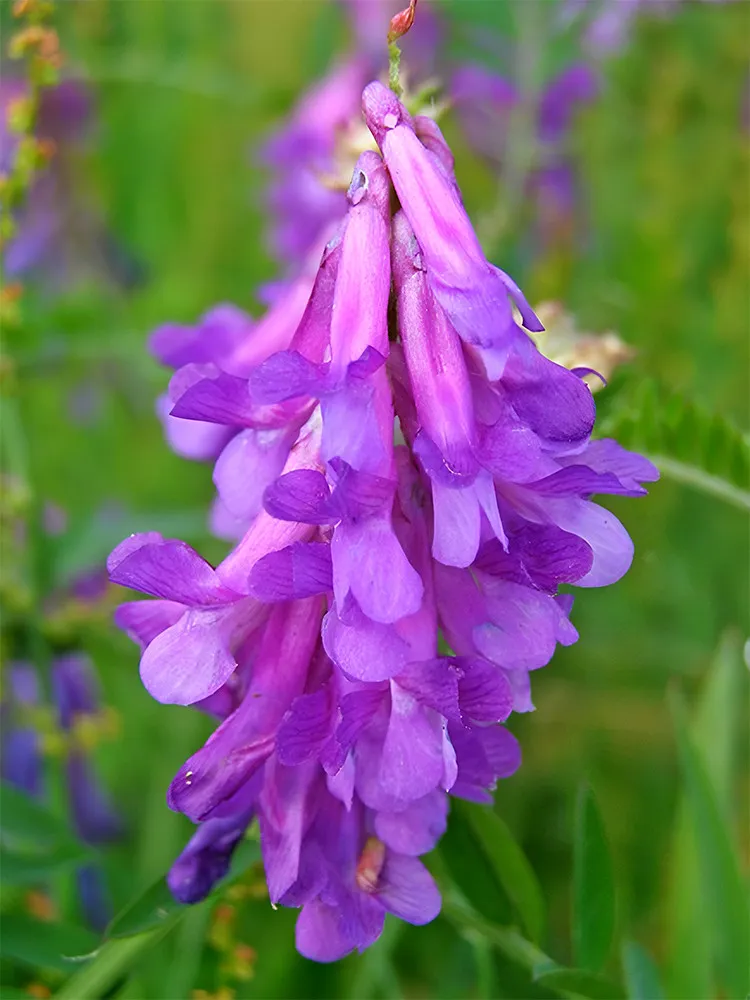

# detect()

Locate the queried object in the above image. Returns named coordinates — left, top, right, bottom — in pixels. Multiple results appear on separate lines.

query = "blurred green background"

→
left=1, top=0, right=748, bottom=998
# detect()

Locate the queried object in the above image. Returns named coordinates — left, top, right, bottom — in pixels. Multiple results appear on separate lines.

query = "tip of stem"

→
left=387, top=0, right=418, bottom=44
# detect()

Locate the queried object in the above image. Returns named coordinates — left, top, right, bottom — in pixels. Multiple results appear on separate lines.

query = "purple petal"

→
left=114, top=599, right=186, bottom=648
left=167, top=807, right=254, bottom=904
left=169, top=600, right=320, bottom=816
left=491, top=265, right=544, bottom=333
left=108, top=534, right=236, bottom=606
left=157, top=395, right=233, bottom=461
left=169, top=365, right=256, bottom=426
left=260, top=758, right=317, bottom=902
left=362, top=83, right=522, bottom=353
left=149, top=304, right=252, bottom=369
left=378, top=685, right=445, bottom=802
left=213, top=428, right=293, bottom=521
left=450, top=723, right=521, bottom=800
left=276, top=685, right=336, bottom=767
left=320, top=380, right=388, bottom=475
left=327, top=459, right=395, bottom=522
left=335, top=688, right=387, bottom=760
left=326, top=755, right=356, bottom=808
left=2, top=730, right=42, bottom=797
left=504, top=668, right=535, bottom=713
left=374, top=790, right=448, bottom=856
left=526, top=465, right=645, bottom=498
left=567, top=438, right=659, bottom=490
left=538, top=64, right=599, bottom=144
left=332, top=517, right=423, bottom=625
left=248, top=542, right=333, bottom=601
left=249, top=350, right=326, bottom=405
left=511, top=521, right=594, bottom=590
left=322, top=606, right=410, bottom=682
left=431, top=480, right=481, bottom=568
left=263, top=469, right=332, bottom=525
left=482, top=725, right=523, bottom=779
left=396, top=658, right=461, bottom=721
left=377, top=854, right=442, bottom=925
left=500, top=346, right=596, bottom=445
left=296, top=893, right=384, bottom=963
left=209, top=496, right=250, bottom=542
left=475, top=577, right=578, bottom=671
left=457, top=658, right=514, bottom=723
left=139, top=606, right=243, bottom=705
left=546, top=498, right=635, bottom=588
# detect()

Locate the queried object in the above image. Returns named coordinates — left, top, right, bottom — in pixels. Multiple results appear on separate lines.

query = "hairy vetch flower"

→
left=111, top=77, right=657, bottom=961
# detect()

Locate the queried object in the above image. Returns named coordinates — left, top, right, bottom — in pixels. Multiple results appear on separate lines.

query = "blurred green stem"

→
left=54, top=921, right=179, bottom=1000
left=479, top=0, right=544, bottom=250
left=653, top=455, right=750, bottom=511
left=350, top=916, right=404, bottom=1000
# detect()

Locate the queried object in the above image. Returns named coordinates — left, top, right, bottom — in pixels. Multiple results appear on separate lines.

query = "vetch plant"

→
left=109, top=4, right=658, bottom=963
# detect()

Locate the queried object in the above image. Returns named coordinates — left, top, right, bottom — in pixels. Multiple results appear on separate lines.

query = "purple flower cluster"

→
left=1, top=76, right=141, bottom=290
left=452, top=63, right=599, bottom=246
left=1, top=654, right=121, bottom=929
left=111, top=80, right=656, bottom=961
left=562, top=0, right=736, bottom=55
left=259, top=0, right=441, bottom=272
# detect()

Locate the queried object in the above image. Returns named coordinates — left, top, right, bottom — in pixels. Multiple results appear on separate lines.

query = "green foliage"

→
left=572, top=784, right=617, bottom=973
left=53, top=928, right=175, bottom=1000
left=456, top=799, right=546, bottom=944
left=0, top=0, right=747, bottom=996
left=105, top=838, right=260, bottom=939
left=622, top=941, right=664, bottom=1000
left=669, top=686, right=749, bottom=999
left=0, top=915, right=98, bottom=973
left=600, top=379, right=750, bottom=510
left=0, top=783, right=92, bottom=884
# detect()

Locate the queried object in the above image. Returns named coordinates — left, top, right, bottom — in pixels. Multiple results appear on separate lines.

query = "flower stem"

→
left=388, top=40, right=403, bottom=98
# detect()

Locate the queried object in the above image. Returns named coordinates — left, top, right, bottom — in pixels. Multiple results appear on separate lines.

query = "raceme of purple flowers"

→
left=1, top=654, right=121, bottom=930
left=109, top=80, right=658, bottom=962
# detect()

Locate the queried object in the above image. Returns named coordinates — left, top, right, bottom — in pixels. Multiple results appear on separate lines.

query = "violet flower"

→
left=259, top=1, right=442, bottom=275
left=111, top=78, right=657, bottom=961
left=562, top=0, right=736, bottom=55
left=0, top=655, right=121, bottom=931
left=451, top=62, right=599, bottom=248
left=1, top=664, right=44, bottom=797
left=149, top=274, right=317, bottom=540
left=52, top=654, right=121, bottom=930
left=1, top=78, right=140, bottom=290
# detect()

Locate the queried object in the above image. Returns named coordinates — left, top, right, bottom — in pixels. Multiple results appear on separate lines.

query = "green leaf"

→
left=106, top=837, right=260, bottom=939
left=438, top=803, right=514, bottom=926
left=0, top=915, right=99, bottom=973
left=572, top=784, right=616, bottom=972
left=55, top=838, right=261, bottom=1000
left=456, top=799, right=546, bottom=943
left=0, top=845, right=91, bottom=884
left=622, top=941, right=664, bottom=1000
left=440, top=896, right=625, bottom=1000
left=0, top=782, right=80, bottom=851
left=53, top=926, right=175, bottom=1000
left=533, top=967, right=626, bottom=1000
left=664, top=810, right=712, bottom=1000
left=669, top=688, right=750, bottom=998
left=599, top=380, right=750, bottom=510
left=104, top=874, right=182, bottom=940
left=691, top=630, right=746, bottom=821
left=0, top=783, right=91, bottom=883
left=663, top=632, right=746, bottom=1000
